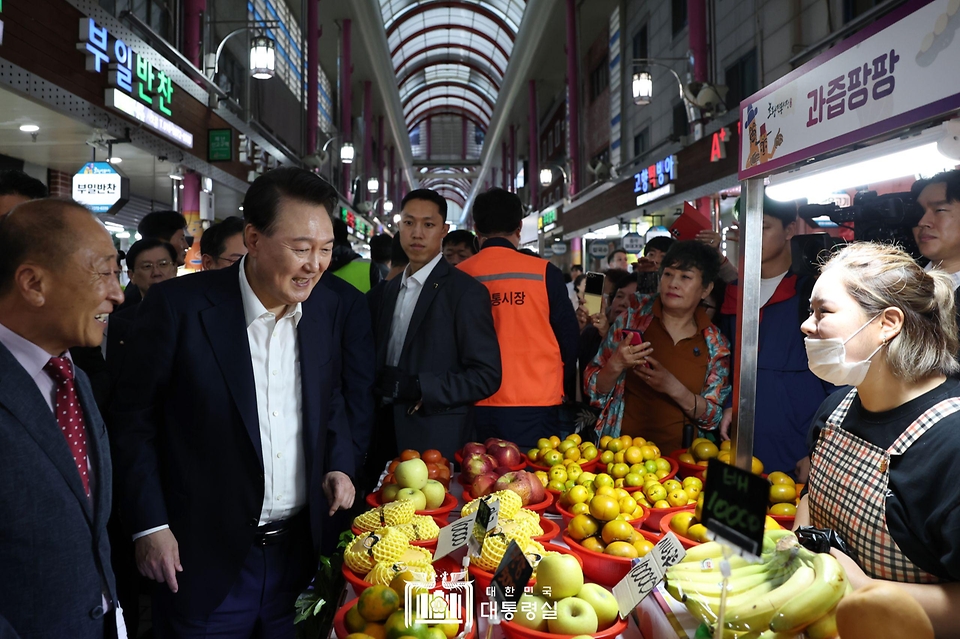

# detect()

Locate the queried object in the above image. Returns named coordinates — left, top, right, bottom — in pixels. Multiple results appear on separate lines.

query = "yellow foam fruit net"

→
left=353, top=501, right=417, bottom=532
left=365, top=561, right=437, bottom=587
left=460, top=490, right=522, bottom=519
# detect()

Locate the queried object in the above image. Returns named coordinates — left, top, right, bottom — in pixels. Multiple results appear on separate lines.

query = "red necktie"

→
left=44, top=356, right=91, bottom=497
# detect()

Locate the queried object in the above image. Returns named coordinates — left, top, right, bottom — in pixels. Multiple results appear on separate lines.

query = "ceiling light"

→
left=239, top=205, right=244, bottom=211
left=367, top=177, right=380, bottom=194
left=116, top=231, right=131, bottom=239
left=249, top=35, right=276, bottom=80
left=19, top=124, right=40, bottom=133
left=107, top=156, right=122, bottom=164
left=393, top=213, right=401, bottom=223
left=135, top=232, right=142, bottom=240
left=340, top=142, right=355, bottom=164
left=632, top=71, right=653, bottom=106
left=383, top=200, right=394, bottom=213
left=539, top=167, right=555, bottom=187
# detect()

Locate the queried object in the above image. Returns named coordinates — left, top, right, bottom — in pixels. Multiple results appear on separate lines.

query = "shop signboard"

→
left=739, top=0, right=960, bottom=180
left=73, top=162, right=129, bottom=215
left=539, top=208, right=558, bottom=233
left=633, top=154, right=677, bottom=206
left=551, top=242, right=568, bottom=255
left=621, top=232, right=644, bottom=253
left=208, top=129, right=233, bottom=162
left=588, top=242, right=610, bottom=258
left=78, top=17, right=194, bottom=148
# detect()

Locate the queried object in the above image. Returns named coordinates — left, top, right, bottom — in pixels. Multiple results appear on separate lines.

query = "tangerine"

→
left=357, top=585, right=400, bottom=622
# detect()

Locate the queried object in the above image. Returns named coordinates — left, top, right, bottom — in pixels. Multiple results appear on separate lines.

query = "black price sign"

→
left=492, top=540, right=533, bottom=609
left=701, top=458, right=769, bottom=557
left=467, top=497, right=500, bottom=557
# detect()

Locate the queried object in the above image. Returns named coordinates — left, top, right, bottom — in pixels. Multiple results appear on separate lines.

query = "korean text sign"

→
left=739, top=0, right=960, bottom=179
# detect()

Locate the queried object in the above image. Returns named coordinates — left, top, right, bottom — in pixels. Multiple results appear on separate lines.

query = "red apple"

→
left=488, top=441, right=523, bottom=468
left=493, top=466, right=513, bottom=476
left=461, top=453, right=496, bottom=483
left=484, top=437, right=505, bottom=448
left=461, top=442, right=487, bottom=458
left=493, top=471, right=533, bottom=505
left=524, top=470, right=545, bottom=504
left=470, top=472, right=499, bottom=499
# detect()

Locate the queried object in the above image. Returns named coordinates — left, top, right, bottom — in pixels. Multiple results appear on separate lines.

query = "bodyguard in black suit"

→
left=367, top=189, right=501, bottom=477
left=111, top=169, right=356, bottom=637
left=0, top=200, right=125, bottom=638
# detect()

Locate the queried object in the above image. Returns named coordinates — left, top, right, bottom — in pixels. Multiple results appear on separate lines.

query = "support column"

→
left=565, top=0, right=581, bottom=196
left=340, top=19, right=353, bottom=195
left=182, top=0, right=206, bottom=67
left=363, top=81, right=373, bottom=199
left=377, top=116, right=384, bottom=216
left=389, top=145, right=395, bottom=213
left=509, top=124, right=516, bottom=192
left=688, top=0, right=708, bottom=82
left=306, top=0, right=319, bottom=155
left=528, top=80, right=539, bottom=210
left=501, top=141, right=508, bottom=190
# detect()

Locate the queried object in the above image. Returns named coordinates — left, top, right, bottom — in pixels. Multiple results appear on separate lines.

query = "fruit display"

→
left=662, top=506, right=783, bottom=548
left=342, top=526, right=438, bottom=591
left=457, top=438, right=526, bottom=469
left=663, top=529, right=849, bottom=635
left=464, top=469, right=549, bottom=507
left=335, top=578, right=474, bottom=639
left=501, top=552, right=628, bottom=638
left=555, top=471, right=648, bottom=528
left=766, top=471, right=803, bottom=527
left=671, top=439, right=764, bottom=480
left=595, top=434, right=677, bottom=480
left=559, top=527, right=661, bottom=589
left=525, top=433, right=600, bottom=476
left=382, top=449, right=452, bottom=489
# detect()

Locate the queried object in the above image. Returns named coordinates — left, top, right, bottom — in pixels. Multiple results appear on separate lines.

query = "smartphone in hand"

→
left=584, top=272, right=605, bottom=316
left=621, top=328, right=644, bottom=345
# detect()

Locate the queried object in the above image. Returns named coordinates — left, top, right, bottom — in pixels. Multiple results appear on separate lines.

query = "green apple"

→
left=381, top=483, right=401, bottom=503
left=395, top=458, right=429, bottom=490
left=395, top=487, right=427, bottom=511
left=512, top=593, right=549, bottom=631
left=548, top=597, right=598, bottom=635
left=534, top=553, right=583, bottom=600
left=421, top=479, right=446, bottom=510
left=575, top=582, right=619, bottom=630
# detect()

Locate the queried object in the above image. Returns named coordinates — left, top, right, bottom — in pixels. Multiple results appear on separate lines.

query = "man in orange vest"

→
left=459, top=189, right=579, bottom=448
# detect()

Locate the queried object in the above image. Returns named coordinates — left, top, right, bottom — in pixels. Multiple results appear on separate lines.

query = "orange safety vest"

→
left=458, top=246, right=564, bottom=407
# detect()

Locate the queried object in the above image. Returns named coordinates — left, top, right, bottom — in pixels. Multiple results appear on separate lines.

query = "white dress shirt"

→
left=238, top=257, right=307, bottom=525
left=925, top=261, right=960, bottom=290
left=386, top=252, right=444, bottom=367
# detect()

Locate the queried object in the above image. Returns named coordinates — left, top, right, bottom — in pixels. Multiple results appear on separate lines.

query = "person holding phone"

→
left=585, top=241, right=731, bottom=452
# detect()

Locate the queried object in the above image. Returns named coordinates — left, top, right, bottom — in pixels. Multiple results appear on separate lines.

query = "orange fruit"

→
left=549, top=435, right=561, bottom=447
left=624, top=446, right=644, bottom=465
left=581, top=536, right=606, bottom=553
left=605, top=541, right=640, bottom=558
left=400, top=449, right=420, bottom=461
left=632, top=436, right=647, bottom=447
left=769, top=483, right=797, bottom=504
left=345, top=605, right=367, bottom=632
left=640, top=445, right=658, bottom=461
left=567, top=433, right=582, bottom=445
left=570, top=502, right=590, bottom=516
left=719, top=440, right=731, bottom=451
left=567, top=513, right=601, bottom=541
left=357, top=585, right=400, bottom=622
left=633, top=537, right=655, bottom=557
left=589, top=495, right=620, bottom=521
left=669, top=511, right=697, bottom=537
left=678, top=452, right=696, bottom=464
left=767, top=471, right=795, bottom=486
left=601, top=519, right=636, bottom=544
left=599, top=435, right=613, bottom=449
left=770, top=502, right=797, bottom=516
left=687, top=523, right=710, bottom=543
left=751, top=456, right=764, bottom=475
left=666, top=489, right=688, bottom=507
left=691, top=441, right=719, bottom=462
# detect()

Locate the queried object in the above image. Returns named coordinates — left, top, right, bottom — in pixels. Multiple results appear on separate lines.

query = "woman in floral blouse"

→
left=585, top=241, right=732, bottom=451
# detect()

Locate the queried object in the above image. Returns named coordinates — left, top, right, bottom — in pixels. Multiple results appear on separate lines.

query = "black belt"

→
left=254, top=512, right=306, bottom=546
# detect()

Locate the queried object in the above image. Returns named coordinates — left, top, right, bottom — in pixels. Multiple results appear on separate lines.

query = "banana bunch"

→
left=665, top=530, right=847, bottom=637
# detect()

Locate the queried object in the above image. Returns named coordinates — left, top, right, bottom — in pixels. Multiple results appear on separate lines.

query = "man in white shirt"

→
left=366, top=189, right=501, bottom=478
left=914, top=170, right=960, bottom=286
left=112, top=168, right=356, bottom=637
left=0, top=199, right=125, bottom=638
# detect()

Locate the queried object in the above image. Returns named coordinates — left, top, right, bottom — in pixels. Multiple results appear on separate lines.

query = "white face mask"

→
left=804, top=314, right=885, bottom=386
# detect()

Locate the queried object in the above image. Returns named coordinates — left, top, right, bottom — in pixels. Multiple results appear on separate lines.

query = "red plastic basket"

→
left=500, top=612, right=628, bottom=639
left=561, top=531, right=662, bottom=588
left=642, top=503, right=696, bottom=532
left=364, top=490, right=459, bottom=517
left=532, top=516, right=560, bottom=543
left=554, top=499, right=649, bottom=532
left=668, top=448, right=708, bottom=480
left=658, top=514, right=703, bottom=549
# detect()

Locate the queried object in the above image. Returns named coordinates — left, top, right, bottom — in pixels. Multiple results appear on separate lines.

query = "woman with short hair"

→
left=796, top=242, right=960, bottom=636
left=585, top=241, right=731, bottom=452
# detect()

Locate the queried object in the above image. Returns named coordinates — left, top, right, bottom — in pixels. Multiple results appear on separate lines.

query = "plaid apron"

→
left=808, top=387, right=960, bottom=583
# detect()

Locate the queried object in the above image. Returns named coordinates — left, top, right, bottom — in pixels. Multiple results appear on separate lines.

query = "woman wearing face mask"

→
left=796, top=243, right=960, bottom=635
left=585, top=241, right=731, bottom=452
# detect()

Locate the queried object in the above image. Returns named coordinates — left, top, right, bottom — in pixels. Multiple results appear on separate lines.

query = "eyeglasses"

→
left=137, top=259, right=174, bottom=272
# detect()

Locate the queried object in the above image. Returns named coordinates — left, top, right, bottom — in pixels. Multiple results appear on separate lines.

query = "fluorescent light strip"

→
left=636, top=184, right=675, bottom=206
left=105, top=89, right=194, bottom=148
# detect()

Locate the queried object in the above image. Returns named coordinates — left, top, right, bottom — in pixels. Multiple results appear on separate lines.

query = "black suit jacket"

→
left=371, top=257, right=502, bottom=458
left=110, top=262, right=354, bottom=617
left=0, top=343, right=117, bottom=639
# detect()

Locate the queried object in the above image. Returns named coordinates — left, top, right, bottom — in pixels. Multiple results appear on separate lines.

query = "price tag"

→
left=433, top=512, right=477, bottom=561
left=466, top=497, right=501, bottom=557
left=491, top=540, right=533, bottom=609
left=701, top=458, right=769, bottom=559
left=612, top=533, right=687, bottom=618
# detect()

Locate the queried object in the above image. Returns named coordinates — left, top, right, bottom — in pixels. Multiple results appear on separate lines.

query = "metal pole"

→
left=389, top=145, right=395, bottom=211
left=509, top=124, right=516, bottom=192
left=363, top=81, right=373, bottom=198
left=182, top=0, right=206, bottom=67
left=340, top=19, right=353, bottom=195
left=501, top=141, right=508, bottom=190
left=306, top=0, right=318, bottom=155
left=565, top=0, right=581, bottom=196
left=529, top=79, right=539, bottom=210
left=377, top=116, right=384, bottom=216
left=731, top=177, right=763, bottom=471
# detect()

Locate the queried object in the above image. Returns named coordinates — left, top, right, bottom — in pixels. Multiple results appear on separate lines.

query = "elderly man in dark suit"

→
left=365, top=189, right=501, bottom=483
left=0, top=199, right=125, bottom=638
left=111, top=168, right=356, bottom=638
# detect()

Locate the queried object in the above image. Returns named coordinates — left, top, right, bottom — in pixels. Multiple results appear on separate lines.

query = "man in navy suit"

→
left=0, top=199, right=124, bottom=638
left=111, top=168, right=356, bottom=638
